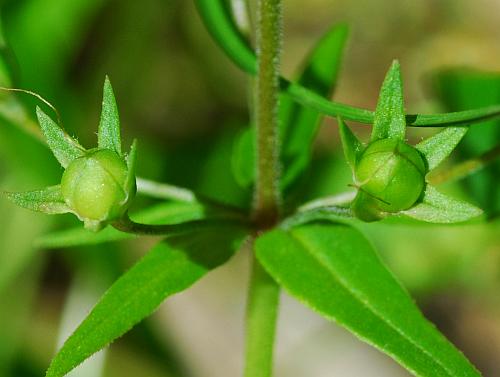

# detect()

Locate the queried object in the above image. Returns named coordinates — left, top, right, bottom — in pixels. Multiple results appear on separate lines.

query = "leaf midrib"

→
left=48, top=241, right=204, bottom=375
left=287, top=230, right=456, bottom=377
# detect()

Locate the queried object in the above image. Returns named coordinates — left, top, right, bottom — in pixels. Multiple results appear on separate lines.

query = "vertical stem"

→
left=253, top=0, right=282, bottom=226
left=244, top=238, right=280, bottom=377
left=245, top=1, right=282, bottom=377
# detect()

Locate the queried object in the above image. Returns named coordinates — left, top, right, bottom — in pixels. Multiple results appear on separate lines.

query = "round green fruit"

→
left=61, top=149, right=134, bottom=230
left=352, top=138, right=426, bottom=220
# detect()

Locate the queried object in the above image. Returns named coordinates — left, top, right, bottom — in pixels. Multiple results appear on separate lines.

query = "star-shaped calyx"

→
left=3, top=78, right=137, bottom=231
left=338, top=61, right=482, bottom=223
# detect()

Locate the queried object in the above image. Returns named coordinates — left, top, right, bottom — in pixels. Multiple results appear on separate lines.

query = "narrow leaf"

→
left=196, top=0, right=500, bottom=128
left=416, top=127, right=468, bottom=171
left=402, top=186, right=483, bottom=223
left=281, top=205, right=354, bottom=229
left=3, top=185, right=70, bottom=215
left=338, top=117, right=363, bottom=170
left=281, top=24, right=349, bottom=187
left=35, top=201, right=206, bottom=249
left=98, top=77, right=121, bottom=155
left=255, top=223, right=481, bottom=377
left=46, top=227, right=246, bottom=377
left=371, top=60, right=406, bottom=141
left=36, top=107, right=85, bottom=168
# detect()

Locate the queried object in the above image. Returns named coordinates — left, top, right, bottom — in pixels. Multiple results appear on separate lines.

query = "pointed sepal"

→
left=401, top=185, right=483, bottom=223
left=416, top=126, right=468, bottom=171
left=36, top=107, right=85, bottom=168
left=338, top=117, right=363, bottom=171
left=371, top=60, right=406, bottom=142
left=2, top=185, right=71, bottom=215
left=125, top=139, right=137, bottom=197
left=98, top=76, right=122, bottom=155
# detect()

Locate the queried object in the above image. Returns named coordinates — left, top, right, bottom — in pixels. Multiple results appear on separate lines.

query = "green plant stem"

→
left=427, top=144, right=500, bottom=185
left=194, top=0, right=500, bottom=128
left=244, top=243, right=280, bottom=377
left=244, top=1, right=281, bottom=377
left=253, top=0, right=281, bottom=225
left=112, top=214, right=248, bottom=236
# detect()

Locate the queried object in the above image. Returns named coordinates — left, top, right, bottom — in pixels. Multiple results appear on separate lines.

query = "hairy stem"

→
left=195, top=0, right=500, bottom=128
left=245, top=1, right=282, bottom=377
left=253, top=0, right=282, bottom=226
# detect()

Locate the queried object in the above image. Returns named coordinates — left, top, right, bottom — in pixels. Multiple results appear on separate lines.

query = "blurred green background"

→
left=0, top=0, right=499, bottom=376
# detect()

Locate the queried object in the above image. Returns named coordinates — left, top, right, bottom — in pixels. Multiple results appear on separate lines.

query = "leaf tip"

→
left=384, top=59, right=402, bottom=83
left=35, top=105, right=48, bottom=122
left=390, top=59, right=400, bottom=69
left=103, top=75, right=113, bottom=94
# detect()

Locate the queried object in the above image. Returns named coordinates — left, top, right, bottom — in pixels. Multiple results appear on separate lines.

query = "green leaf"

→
left=231, top=127, right=255, bottom=188
left=5, top=0, right=104, bottom=94
left=280, top=24, right=348, bottom=187
left=196, top=0, right=500, bottom=128
left=416, top=127, right=468, bottom=171
left=431, top=69, right=500, bottom=216
left=372, top=61, right=406, bottom=141
left=231, top=24, right=348, bottom=189
left=3, top=185, right=70, bottom=215
left=194, top=0, right=257, bottom=75
left=0, top=21, right=17, bottom=87
left=98, top=77, right=122, bottom=155
left=35, top=201, right=206, bottom=249
left=402, top=186, right=483, bottom=223
left=338, top=117, right=363, bottom=171
left=36, top=107, right=85, bottom=168
left=281, top=206, right=354, bottom=229
left=45, top=227, right=246, bottom=377
left=125, top=139, right=137, bottom=194
left=255, top=223, right=481, bottom=377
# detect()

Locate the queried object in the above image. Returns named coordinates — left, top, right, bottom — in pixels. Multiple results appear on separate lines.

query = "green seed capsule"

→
left=352, top=138, right=426, bottom=221
left=61, top=149, right=134, bottom=230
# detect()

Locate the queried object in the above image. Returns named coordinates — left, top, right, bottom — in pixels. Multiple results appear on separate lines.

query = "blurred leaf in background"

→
left=431, top=69, right=500, bottom=218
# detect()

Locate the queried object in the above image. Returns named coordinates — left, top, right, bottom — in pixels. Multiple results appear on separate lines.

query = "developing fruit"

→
left=61, top=149, right=135, bottom=230
left=352, top=138, right=426, bottom=221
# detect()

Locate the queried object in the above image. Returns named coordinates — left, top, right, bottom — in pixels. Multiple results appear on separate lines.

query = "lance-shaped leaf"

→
left=372, top=61, right=406, bottom=142
left=401, top=185, right=483, bottom=223
left=281, top=24, right=349, bottom=187
left=416, top=127, right=468, bottom=171
left=196, top=0, right=500, bottom=127
left=2, top=185, right=70, bottom=215
left=338, top=117, right=363, bottom=170
left=255, top=223, right=481, bottom=377
left=36, top=107, right=85, bottom=168
left=98, top=77, right=121, bottom=155
left=45, top=227, right=247, bottom=377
